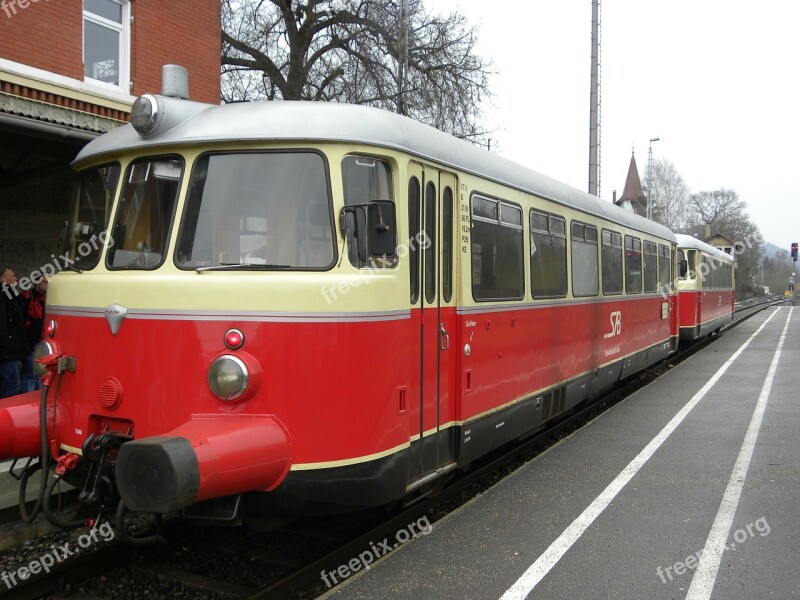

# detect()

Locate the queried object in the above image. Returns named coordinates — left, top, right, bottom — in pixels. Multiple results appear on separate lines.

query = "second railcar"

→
left=676, top=234, right=735, bottom=341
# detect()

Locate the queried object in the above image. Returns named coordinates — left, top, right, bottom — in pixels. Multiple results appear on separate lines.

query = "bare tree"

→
left=222, top=0, right=493, bottom=142
left=685, top=188, right=764, bottom=292
left=650, top=159, right=689, bottom=231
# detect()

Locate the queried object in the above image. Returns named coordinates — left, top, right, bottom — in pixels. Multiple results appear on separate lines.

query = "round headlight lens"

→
left=131, top=95, right=159, bottom=135
left=33, top=340, right=57, bottom=379
left=208, top=355, right=249, bottom=401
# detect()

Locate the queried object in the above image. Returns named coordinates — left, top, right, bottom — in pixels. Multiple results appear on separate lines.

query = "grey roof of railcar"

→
left=74, top=98, right=677, bottom=242
left=675, top=234, right=736, bottom=262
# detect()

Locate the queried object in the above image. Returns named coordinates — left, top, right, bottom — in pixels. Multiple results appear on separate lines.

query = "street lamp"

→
left=646, top=137, right=660, bottom=220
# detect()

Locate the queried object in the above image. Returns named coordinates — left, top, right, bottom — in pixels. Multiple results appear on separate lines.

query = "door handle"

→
left=439, top=324, right=450, bottom=350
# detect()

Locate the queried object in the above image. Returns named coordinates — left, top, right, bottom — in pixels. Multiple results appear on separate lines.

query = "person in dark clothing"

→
left=0, top=267, right=29, bottom=398
left=20, top=276, right=47, bottom=392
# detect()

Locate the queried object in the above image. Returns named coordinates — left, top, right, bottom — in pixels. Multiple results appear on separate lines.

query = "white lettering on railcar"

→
left=604, top=311, right=622, bottom=339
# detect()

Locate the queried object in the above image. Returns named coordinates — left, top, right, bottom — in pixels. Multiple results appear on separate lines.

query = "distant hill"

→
left=764, top=242, right=789, bottom=258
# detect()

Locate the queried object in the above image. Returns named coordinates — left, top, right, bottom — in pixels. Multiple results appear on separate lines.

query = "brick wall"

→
left=131, top=2, right=221, bottom=103
left=0, top=0, right=220, bottom=103
left=0, top=0, right=84, bottom=80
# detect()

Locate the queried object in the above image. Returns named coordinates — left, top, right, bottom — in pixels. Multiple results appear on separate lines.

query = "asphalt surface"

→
left=323, top=306, right=799, bottom=600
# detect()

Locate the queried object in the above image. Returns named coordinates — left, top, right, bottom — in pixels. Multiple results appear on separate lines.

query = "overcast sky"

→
left=433, top=0, right=800, bottom=249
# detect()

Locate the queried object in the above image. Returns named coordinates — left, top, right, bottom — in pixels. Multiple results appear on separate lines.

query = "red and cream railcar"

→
left=0, top=93, right=679, bottom=526
left=675, top=234, right=735, bottom=342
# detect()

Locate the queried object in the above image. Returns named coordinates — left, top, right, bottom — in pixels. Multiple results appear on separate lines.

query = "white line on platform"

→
left=685, top=307, right=793, bottom=600
left=499, top=308, right=782, bottom=600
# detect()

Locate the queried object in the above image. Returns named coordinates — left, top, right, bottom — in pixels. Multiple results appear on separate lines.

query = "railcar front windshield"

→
left=63, top=163, right=121, bottom=270
left=176, top=152, right=335, bottom=270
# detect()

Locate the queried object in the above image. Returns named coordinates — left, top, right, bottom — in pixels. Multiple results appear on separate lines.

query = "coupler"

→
left=115, top=416, right=291, bottom=514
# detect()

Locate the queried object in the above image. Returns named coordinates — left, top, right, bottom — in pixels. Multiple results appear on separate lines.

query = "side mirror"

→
left=339, top=200, right=397, bottom=266
left=367, top=200, right=396, bottom=257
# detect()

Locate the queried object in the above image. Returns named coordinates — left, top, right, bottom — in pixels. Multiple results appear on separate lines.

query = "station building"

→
left=0, top=0, right=220, bottom=276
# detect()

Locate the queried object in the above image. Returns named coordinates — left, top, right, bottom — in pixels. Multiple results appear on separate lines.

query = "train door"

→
left=407, top=162, right=457, bottom=488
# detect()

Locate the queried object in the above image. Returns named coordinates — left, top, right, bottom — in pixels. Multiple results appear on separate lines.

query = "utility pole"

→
left=588, top=0, right=601, bottom=197
left=397, top=0, right=408, bottom=115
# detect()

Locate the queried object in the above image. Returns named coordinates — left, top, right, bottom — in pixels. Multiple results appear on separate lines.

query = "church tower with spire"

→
left=615, top=152, right=647, bottom=217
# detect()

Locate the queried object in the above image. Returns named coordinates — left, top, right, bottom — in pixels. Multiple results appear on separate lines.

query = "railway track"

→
left=0, top=297, right=785, bottom=600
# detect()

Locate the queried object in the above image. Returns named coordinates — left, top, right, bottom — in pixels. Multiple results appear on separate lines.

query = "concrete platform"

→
left=323, top=306, right=799, bottom=600
left=0, top=459, right=47, bottom=510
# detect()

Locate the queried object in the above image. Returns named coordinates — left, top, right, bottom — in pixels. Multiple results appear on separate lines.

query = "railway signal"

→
left=791, top=242, right=798, bottom=261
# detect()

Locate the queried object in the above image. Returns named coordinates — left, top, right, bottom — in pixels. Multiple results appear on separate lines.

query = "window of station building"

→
left=531, top=210, right=567, bottom=298
left=571, top=221, right=599, bottom=297
left=83, top=0, right=130, bottom=90
left=643, top=241, right=659, bottom=293
left=601, top=229, right=623, bottom=295
left=658, top=244, right=672, bottom=293
left=471, top=195, right=524, bottom=301
left=341, top=155, right=397, bottom=269
left=624, top=235, right=643, bottom=294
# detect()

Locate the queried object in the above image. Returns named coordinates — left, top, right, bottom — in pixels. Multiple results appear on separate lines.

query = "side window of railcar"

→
left=64, top=163, right=121, bottom=270
left=706, top=254, right=729, bottom=290
left=341, top=155, right=397, bottom=269
left=643, top=241, right=659, bottom=293
left=658, top=244, right=672, bottom=293
left=442, top=186, right=454, bottom=303
left=679, top=249, right=697, bottom=280
left=624, top=235, right=642, bottom=294
left=601, top=230, right=623, bottom=295
left=570, top=221, right=598, bottom=297
left=530, top=210, right=567, bottom=299
left=409, top=177, right=421, bottom=303
left=701, top=254, right=711, bottom=289
left=424, top=182, right=437, bottom=303
left=471, top=195, right=524, bottom=301
left=108, top=156, right=184, bottom=269
left=175, top=152, right=335, bottom=270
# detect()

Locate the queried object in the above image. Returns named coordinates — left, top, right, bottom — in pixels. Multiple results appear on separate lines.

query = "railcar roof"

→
left=75, top=99, right=676, bottom=241
left=675, top=234, right=736, bottom=262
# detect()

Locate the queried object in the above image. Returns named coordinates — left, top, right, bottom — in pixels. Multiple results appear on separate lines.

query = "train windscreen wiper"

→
left=195, top=263, right=292, bottom=272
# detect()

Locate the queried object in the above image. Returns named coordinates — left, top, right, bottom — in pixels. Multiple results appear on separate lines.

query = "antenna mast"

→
left=588, top=0, right=601, bottom=197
